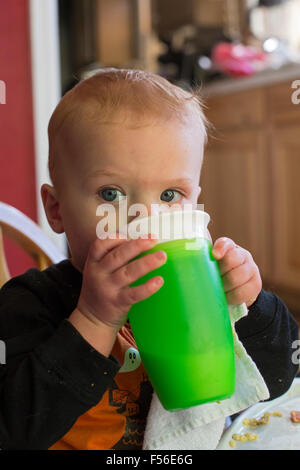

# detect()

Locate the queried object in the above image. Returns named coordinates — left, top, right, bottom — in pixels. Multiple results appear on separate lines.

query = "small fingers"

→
left=222, top=260, right=257, bottom=293
left=101, top=235, right=158, bottom=273
left=212, top=237, right=236, bottom=260
left=213, top=238, right=262, bottom=305
left=225, top=270, right=262, bottom=306
left=113, top=250, right=167, bottom=288
left=119, top=276, right=164, bottom=307
left=217, top=245, right=250, bottom=276
left=87, top=234, right=128, bottom=264
left=113, top=251, right=167, bottom=287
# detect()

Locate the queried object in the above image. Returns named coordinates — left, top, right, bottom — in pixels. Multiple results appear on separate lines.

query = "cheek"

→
left=64, top=206, right=95, bottom=236
left=61, top=203, right=100, bottom=266
left=65, top=221, right=95, bottom=265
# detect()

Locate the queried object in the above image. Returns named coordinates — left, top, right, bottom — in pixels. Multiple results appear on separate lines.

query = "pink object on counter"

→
left=211, top=42, right=268, bottom=77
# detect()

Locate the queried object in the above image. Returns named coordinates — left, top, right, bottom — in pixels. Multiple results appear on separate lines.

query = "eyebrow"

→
left=86, top=169, right=194, bottom=187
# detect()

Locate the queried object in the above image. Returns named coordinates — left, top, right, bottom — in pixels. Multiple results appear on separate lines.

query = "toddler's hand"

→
left=212, top=237, right=262, bottom=307
left=76, top=234, right=167, bottom=333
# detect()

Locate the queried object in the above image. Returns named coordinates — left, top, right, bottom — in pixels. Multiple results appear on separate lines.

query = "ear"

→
left=41, top=184, right=64, bottom=234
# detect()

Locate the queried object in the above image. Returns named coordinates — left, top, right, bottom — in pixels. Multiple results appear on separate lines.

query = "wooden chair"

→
left=0, top=202, right=65, bottom=288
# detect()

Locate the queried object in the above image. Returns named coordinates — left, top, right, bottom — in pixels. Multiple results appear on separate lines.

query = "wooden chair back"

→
left=0, top=202, right=65, bottom=287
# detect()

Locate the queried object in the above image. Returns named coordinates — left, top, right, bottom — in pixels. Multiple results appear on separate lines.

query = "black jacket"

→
left=0, top=260, right=298, bottom=450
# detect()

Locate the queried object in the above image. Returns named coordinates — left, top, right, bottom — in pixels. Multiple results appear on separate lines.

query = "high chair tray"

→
left=217, top=378, right=300, bottom=450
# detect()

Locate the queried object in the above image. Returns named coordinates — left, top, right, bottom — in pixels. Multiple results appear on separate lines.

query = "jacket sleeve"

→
left=235, top=289, right=299, bottom=400
left=0, top=279, right=120, bottom=450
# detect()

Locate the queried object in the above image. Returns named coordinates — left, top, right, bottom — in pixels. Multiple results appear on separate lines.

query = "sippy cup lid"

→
left=120, top=209, right=210, bottom=244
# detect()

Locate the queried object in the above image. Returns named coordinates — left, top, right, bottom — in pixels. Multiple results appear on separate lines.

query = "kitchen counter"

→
left=202, top=62, right=300, bottom=97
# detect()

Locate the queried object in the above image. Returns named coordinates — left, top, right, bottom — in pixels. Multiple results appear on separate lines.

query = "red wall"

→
left=0, top=0, right=37, bottom=277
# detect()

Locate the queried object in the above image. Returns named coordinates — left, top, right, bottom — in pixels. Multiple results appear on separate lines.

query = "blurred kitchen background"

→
left=1, top=0, right=300, bottom=321
left=59, top=0, right=300, bottom=91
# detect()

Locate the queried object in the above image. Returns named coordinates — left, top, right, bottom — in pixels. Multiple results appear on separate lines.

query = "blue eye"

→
left=160, top=190, right=181, bottom=203
left=100, top=188, right=126, bottom=202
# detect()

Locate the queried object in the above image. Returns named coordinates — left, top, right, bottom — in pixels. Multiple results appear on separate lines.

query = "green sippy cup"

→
left=126, top=209, right=235, bottom=411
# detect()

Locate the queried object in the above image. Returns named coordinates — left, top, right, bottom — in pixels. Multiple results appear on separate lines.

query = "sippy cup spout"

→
left=122, top=209, right=210, bottom=244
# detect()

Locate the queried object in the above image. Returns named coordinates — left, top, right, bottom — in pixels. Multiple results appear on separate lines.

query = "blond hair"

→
left=48, top=68, right=209, bottom=184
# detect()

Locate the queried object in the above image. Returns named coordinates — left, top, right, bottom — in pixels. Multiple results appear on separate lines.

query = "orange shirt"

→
left=49, top=324, right=153, bottom=450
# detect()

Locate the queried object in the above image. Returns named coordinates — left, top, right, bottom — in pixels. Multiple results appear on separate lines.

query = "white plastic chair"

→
left=0, top=202, right=65, bottom=287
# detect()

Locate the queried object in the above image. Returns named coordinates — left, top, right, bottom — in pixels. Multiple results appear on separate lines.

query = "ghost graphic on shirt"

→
left=119, top=347, right=141, bottom=373
left=108, top=346, right=153, bottom=449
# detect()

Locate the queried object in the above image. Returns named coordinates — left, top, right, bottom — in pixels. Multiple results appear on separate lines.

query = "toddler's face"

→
left=48, top=115, right=205, bottom=271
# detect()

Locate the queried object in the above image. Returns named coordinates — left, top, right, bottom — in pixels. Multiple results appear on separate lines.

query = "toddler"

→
left=0, top=69, right=298, bottom=450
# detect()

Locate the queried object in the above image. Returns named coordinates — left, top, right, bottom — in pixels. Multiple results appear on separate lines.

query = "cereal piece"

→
left=231, top=432, right=258, bottom=443
left=242, top=418, right=250, bottom=426
left=290, top=411, right=300, bottom=423
left=271, top=411, right=282, bottom=417
left=229, top=440, right=236, bottom=448
left=242, top=412, right=271, bottom=426
left=245, top=432, right=258, bottom=441
left=258, top=413, right=270, bottom=424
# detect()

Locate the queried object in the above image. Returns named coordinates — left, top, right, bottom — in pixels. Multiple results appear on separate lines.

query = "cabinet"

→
left=95, top=0, right=153, bottom=69
left=270, top=123, right=300, bottom=291
left=200, top=82, right=300, bottom=314
left=201, top=128, right=268, bottom=278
